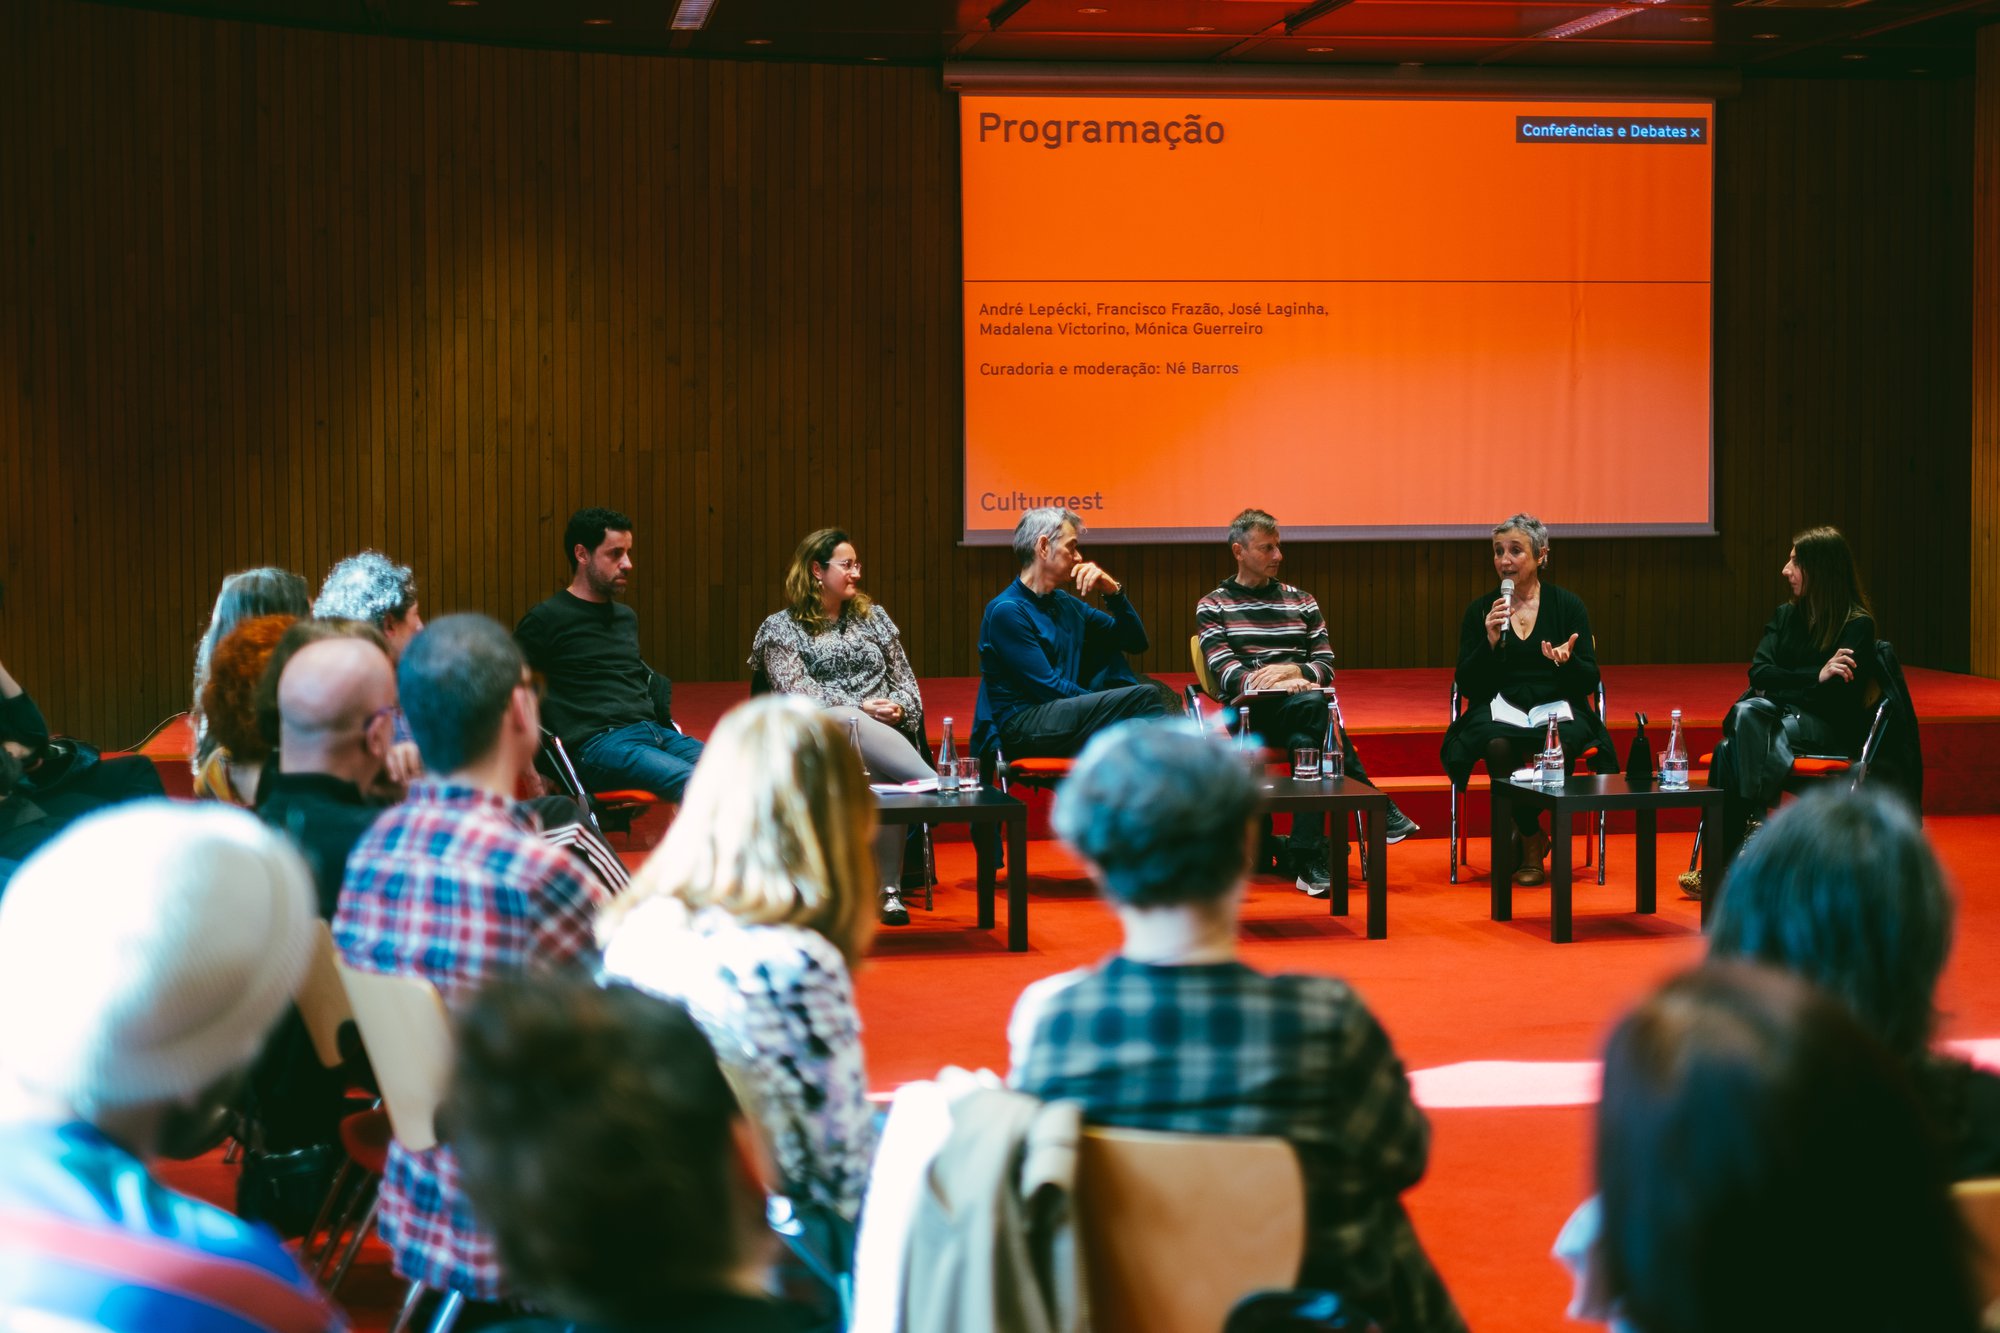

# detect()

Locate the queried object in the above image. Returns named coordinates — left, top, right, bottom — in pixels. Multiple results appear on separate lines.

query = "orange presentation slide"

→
left=959, top=94, right=1714, bottom=543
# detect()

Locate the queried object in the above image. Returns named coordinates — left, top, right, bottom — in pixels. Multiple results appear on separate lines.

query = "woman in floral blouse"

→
left=749, top=528, right=930, bottom=924
left=598, top=696, right=879, bottom=1245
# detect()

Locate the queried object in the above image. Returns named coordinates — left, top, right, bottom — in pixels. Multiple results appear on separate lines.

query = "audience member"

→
left=1007, top=720, right=1465, bottom=1333
left=454, top=974, right=826, bottom=1333
left=599, top=696, right=878, bottom=1249
left=253, top=617, right=392, bottom=754
left=1196, top=508, right=1419, bottom=896
left=970, top=506, right=1169, bottom=763
left=0, top=802, right=339, bottom=1333
left=749, top=526, right=928, bottom=925
left=516, top=506, right=704, bottom=801
left=192, top=566, right=311, bottom=768
left=313, top=550, right=427, bottom=656
left=0, top=650, right=165, bottom=890
left=1584, top=963, right=1979, bottom=1333
left=1708, top=785, right=2000, bottom=1176
left=195, top=612, right=297, bottom=806
left=334, top=613, right=609, bottom=1310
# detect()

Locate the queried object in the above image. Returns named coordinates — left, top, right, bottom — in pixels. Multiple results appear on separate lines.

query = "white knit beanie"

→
left=0, top=799, right=317, bottom=1111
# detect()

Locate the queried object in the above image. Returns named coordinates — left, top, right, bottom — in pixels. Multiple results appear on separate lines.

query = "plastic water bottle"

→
left=847, top=715, right=870, bottom=779
left=1660, top=709, right=1689, bottom=789
left=936, top=717, right=960, bottom=794
left=1323, top=707, right=1343, bottom=781
left=1540, top=716, right=1566, bottom=788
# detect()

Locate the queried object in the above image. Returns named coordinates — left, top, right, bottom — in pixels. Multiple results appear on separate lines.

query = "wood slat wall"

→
left=1975, top=23, right=2000, bottom=679
left=0, top=0, right=1979, bottom=744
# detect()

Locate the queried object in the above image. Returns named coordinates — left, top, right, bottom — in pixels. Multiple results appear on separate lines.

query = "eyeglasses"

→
left=828, top=559, right=862, bottom=572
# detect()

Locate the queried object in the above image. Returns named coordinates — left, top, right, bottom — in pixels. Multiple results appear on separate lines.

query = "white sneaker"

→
left=879, top=888, right=910, bottom=926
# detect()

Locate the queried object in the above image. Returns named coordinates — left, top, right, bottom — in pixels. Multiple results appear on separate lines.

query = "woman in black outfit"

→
left=1441, top=515, right=1614, bottom=887
left=1710, top=526, right=1876, bottom=846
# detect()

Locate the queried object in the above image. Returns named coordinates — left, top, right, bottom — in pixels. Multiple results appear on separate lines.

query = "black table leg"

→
left=1701, top=796, right=1729, bottom=930
left=1490, top=783, right=1513, bottom=921
left=1366, top=800, right=1388, bottom=939
left=974, top=824, right=996, bottom=930
left=1006, top=810, right=1028, bottom=952
left=1550, top=811, right=1574, bottom=943
left=1636, top=808, right=1657, bottom=914
left=1330, top=830, right=1351, bottom=917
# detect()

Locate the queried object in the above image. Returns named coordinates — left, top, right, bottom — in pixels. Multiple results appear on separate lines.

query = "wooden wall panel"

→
left=1975, top=23, right=2000, bottom=678
left=0, top=0, right=1977, bottom=744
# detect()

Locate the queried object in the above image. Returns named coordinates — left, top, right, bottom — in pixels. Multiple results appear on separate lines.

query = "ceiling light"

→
left=1911, top=66, right=1929, bottom=74
left=1078, top=5, right=1107, bottom=11
left=1841, top=52, right=1865, bottom=59
left=864, top=55, right=887, bottom=61
left=1680, top=15, right=1708, bottom=21
left=745, top=37, right=772, bottom=45
left=446, top=1, right=477, bottom=7
left=1534, top=0, right=1672, bottom=42
left=1187, top=26, right=1216, bottom=32
left=1400, top=60, right=1423, bottom=67
left=1751, top=32, right=1779, bottom=39
left=583, top=17, right=612, bottom=25
left=1305, top=46, right=1333, bottom=52
left=670, top=0, right=718, bottom=30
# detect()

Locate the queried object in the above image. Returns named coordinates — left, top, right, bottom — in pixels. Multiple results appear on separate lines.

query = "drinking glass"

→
left=1291, top=746, right=1322, bottom=780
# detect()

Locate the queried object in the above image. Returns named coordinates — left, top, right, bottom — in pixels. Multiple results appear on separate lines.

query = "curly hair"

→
left=201, top=614, right=296, bottom=763
left=313, top=551, right=418, bottom=630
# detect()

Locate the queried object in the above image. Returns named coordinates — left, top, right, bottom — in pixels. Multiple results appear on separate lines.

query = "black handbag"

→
left=236, top=1141, right=346, bottom=1239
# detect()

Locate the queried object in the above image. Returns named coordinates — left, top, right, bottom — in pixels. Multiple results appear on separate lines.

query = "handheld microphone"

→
left=1499, top=578, right=1515, bottom=642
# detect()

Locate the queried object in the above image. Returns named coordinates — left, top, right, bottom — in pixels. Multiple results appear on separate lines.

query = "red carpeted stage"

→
left=151, top=663, right=2000, bottom=1332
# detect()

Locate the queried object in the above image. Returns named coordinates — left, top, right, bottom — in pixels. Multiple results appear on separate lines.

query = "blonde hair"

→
left=784, top=528, right=874, bottom=634
left=599, top=696, right=878, bottom=967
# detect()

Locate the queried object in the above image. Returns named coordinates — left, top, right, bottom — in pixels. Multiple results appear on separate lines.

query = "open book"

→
left=1490, top=695, right=1574, bottom=729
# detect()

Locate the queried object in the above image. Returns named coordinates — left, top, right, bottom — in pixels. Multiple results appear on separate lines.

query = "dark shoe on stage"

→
left=1294, top=846, right=1331, bottom=898
left=1678, top=869, right=1704, bottom=900
left=879, top=889, right=910, bottom=926
left=1385, top=805, right=1420, bottom=844
left=1513, top=830, right=1549, bottom=887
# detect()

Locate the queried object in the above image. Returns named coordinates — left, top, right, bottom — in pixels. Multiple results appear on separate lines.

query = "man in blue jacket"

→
left=972, top=507, right=1170, bottom=762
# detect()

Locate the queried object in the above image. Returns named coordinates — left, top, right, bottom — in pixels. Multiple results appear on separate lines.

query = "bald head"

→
left=278, top=637, right=397, bottom=784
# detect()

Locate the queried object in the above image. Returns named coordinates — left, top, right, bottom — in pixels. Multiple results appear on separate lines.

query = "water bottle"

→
left=936, top=717, right=960, bottom=793
left=1540, top=716, right=1565, bottom=788
left=1322, top=707, right=1343, bottom=781
left=847, top=715, right=870, bottom=779
left=1660, top=709, right=1689, bottom=789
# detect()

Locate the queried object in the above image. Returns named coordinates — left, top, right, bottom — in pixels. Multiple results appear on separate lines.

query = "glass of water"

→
left=1540, top=749, right=1566, bottom=787
left=1324, top=747, right=1344, bottom=781
left=957, top=756, right=981, bottom=789
left=1660, top=755, right=1690, bottom=789
left=1291, top=746, right=1322, bottom=780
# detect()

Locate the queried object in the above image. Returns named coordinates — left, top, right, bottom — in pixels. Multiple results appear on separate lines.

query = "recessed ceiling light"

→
left=864, top=55, right=887, bottom=61
left=1751, top=32, right=1779, bottom=39
left=1841, top=52, right=1865, bottom=60
left=745, top=37, right=772, bottom=45
left=583, top=17, right=612, bottom=25
left=1400, top=60, right=1423, bottom=67
left=1186, top=26, right=1215, bottom=32
left=446, top=1, right=477, bottom=7
left=1078, top=5, right=1107, bottom=11
left=1911, top=66, right=1929, bottom=74
left=1305, top=46, right=1333, bottom=52
left=1680, top=15, right=1708, bottom=22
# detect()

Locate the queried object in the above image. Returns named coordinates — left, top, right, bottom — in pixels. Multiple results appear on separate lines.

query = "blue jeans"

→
left=577, top=721, right=706, bottom=802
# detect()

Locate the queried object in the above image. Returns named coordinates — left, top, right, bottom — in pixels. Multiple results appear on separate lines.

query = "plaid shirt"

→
left=1009, top=956, right=1466, bottom=1333
left=333, top=780, right=607, bottom=1300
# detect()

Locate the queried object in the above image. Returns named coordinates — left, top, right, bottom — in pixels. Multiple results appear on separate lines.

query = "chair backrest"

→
left=332, top=962, right=454, bottom=1153
left=1189, top=634, right=1224, bottom=702
left=1076, top=1127, right=1306, bottom=1333
left=1953, top=1177, right=2000, bottom=1318
left=294, top=923, right=355, bottom=1071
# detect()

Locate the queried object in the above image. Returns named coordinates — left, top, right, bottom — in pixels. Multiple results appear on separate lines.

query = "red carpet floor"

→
left=155, top=813, right=2000, bottom=1332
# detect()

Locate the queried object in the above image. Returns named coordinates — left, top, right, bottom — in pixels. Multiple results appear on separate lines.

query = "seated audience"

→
left=1707, top=785, right=2000, bottom=1177
left=334, top=613, right=609, bottom=1312
left=1008, top=720, right=1465, bottom=1333
left=453, top=973, right=827, bottom=1333
left=192, top=566, right=311, bottom=771
left=599, top=696, right=878, bottom=1247
left=1196, top=507, right=1419, bottom=896
left=313, top=549, right=427, bottom=655
left=516, top=506, right=704, bottom=802
left=0, top=802, right=339, bottom=1333
left=0, top=650, right=164, bottom=890
left=749, top=526, right=928, bottom=925
left=1583, top=963, right=1980, bottom=1333
left=970, top=506, right=1170, bottom=763
left=195, top=612, right=298, bottom=806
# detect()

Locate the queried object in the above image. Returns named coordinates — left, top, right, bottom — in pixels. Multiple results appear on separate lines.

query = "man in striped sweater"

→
left=1196, top=509, right=1418, bottom=896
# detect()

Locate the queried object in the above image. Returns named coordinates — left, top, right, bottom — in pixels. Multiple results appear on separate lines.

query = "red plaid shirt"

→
left=333, top=780, right=607, bottom=1299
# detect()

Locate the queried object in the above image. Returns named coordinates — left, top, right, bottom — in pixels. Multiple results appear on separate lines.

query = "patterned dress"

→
left=602, top=897, right=877, bottom=1223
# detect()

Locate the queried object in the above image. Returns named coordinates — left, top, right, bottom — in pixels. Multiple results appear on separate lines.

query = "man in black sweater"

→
left=515, top=507, right=704, bottom=802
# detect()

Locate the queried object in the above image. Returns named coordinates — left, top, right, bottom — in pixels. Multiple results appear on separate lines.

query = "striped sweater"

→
left=1195, top=577, right=1337, bottom=703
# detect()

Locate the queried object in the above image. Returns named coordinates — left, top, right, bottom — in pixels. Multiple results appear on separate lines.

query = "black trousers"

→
left=1710, top=696, right=1845, bottom=848
left=1242, top=691, right=1375, bottom=849
left=997, top=684, right=1171, bottom=760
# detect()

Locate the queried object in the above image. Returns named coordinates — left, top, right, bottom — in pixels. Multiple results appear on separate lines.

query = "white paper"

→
left=871, top=778, right=939, bottom=794
left=1490, top=694, right=1574, bottom=729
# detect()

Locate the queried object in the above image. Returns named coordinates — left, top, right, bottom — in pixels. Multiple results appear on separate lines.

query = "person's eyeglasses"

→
left=828, top=559, right=862, bottom=572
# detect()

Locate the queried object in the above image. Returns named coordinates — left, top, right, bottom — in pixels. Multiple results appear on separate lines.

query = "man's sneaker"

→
left=879, top=888, right=910, bottom=926
left=1384, top=805, right=1420, bottom=845
left=1293, top=845, right=1332, bottom=898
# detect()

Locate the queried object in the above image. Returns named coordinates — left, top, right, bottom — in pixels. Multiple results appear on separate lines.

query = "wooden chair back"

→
left=294, top=923, right=355, bottom=1071
left=1188, top=634, right=1224, bottom=702
left=1076, top=1127, right=1306, bottom=1333
left=332, top=962, right=454, bottom=1153
left=1954, top=1177, right=2000, bottom=1318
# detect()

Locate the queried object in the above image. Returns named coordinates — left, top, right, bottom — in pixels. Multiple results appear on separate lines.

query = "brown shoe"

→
left=1513, top=830, right=1550, bottom=887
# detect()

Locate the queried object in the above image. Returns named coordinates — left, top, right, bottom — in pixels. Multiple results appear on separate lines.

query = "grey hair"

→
left=192, top=567, right=311, bottom=761
left=1227, top=508, right=1278, bottom=549
left=1493, top=513, right=1551, bottom=563
left=1052, top=719, right=1258, bottom=909
left=314, top=551, right=418, bottom=629
left=1011, top=507, right=1082, bottom=569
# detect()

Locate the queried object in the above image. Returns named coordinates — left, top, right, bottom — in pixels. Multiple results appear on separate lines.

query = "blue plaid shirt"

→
left=1009, top=956, right=1465, bottom=1333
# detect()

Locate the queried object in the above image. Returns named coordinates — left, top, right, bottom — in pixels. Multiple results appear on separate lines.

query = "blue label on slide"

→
left=1515, top=116, right=1708, bottom=144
